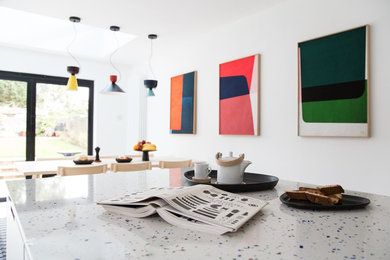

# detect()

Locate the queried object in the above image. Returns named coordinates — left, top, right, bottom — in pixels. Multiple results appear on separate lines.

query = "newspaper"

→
left=98, top=185, right=268, bottom=235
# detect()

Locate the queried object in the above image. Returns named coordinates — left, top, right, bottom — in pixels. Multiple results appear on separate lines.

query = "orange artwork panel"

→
left=170, top=75, right=184, bottom=130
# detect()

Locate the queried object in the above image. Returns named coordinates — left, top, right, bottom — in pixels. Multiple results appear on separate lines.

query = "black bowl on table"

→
left=73, top=160, right=94, bottom=165
left=116, top=158, right=132, bottom=163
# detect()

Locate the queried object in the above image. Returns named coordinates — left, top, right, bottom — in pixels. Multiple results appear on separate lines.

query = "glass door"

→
left=35, top=83, right=89, bottom=159
left=0, top=79, right=27, bottom=160
left=0, top=70, right=94, bottom=179
left=0, top=79, right=27, bottom=177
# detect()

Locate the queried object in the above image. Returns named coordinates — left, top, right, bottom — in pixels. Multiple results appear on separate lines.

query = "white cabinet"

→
left=6, top=201, right=25, bottom=260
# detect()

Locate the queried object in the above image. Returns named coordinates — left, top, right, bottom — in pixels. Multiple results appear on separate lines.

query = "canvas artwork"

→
left=170, top=71, right=197, bottom=134
left=298, top=25, right=369, bottom=137
left=219, top=54, right=260, bottom=135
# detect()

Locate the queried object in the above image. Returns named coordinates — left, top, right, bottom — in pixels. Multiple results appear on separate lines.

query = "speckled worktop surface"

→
left=5, top=169, right=390, bottom=260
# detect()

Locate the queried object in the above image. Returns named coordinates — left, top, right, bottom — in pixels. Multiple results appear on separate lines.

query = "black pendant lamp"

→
left=101, top=25, right=125, bottom=95
left=144, top=34, right=158, bottom=97
left=67, top=16, right=81, bottom=91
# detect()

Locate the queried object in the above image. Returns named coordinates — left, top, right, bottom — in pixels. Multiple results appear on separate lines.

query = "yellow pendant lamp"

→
left=66, top=16, right=81, bottom=91
left=67, top=66, right=79, bottom=90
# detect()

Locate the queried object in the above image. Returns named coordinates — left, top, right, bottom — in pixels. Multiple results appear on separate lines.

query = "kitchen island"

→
left=5, top=169, right=390, bottom=259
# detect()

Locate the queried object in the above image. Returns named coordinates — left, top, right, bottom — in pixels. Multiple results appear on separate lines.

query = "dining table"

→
left=3, top=168, right=390, bottom=259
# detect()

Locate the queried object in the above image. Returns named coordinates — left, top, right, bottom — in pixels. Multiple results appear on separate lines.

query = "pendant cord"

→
left=109, top=31, right=121, bottom=82
left=67, top=22, right=81, bottom=68
left=148, top=39, right=156, bottom=79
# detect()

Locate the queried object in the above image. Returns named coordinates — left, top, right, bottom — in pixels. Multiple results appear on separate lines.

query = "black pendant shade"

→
left=144, top=79, right=158, bottom=96
left=144, top=80, right=158, bottom=89
left=67, top=66, right=79, bottom=75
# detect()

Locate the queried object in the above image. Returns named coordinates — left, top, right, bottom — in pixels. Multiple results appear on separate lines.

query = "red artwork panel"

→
left=219, top=54, right=260, bottom=135
left=220, top=95, right=254, bottom=135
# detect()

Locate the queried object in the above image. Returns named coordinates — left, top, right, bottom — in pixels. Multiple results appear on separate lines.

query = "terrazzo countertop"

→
left=5, top=169, right=390, bottom=260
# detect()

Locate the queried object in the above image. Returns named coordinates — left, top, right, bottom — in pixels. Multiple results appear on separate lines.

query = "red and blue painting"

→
left=219, top=54, right=260, bottom=135
left=170, top=71, right=197, bottom=134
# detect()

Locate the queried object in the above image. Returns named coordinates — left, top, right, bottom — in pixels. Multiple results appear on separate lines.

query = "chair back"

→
left=99, top=155, right=118, bottom=159
left=158, top=160, right=192, bottom=169
left=111, top=162, right=151, bottom=172
left=124, top=154, right=152, bottom=158
left=58, top=164, right=108, bottom=176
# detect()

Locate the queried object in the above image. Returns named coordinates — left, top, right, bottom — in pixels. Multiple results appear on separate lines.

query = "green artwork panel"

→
left=299, top=26, right=366, bottom=88
left=302, top=82, right=367, bottom=123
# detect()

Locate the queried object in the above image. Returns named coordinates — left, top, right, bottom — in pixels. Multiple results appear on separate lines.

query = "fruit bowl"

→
left=133, top=140, right=157, bottom=152
left=115, top=157, right=132, bottom=163
left=73, top=159, right=94, bottom=165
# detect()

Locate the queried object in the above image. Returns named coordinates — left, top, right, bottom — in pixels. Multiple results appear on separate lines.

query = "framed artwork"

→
left=170, top=71, right=197, bottom=134
left=298, top=25, right=370, bottom=137
left=219, top=54, right=260, bottom=135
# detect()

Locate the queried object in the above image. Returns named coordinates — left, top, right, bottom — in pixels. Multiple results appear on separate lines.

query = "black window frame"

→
left=0, top=70, right=94, bottom=161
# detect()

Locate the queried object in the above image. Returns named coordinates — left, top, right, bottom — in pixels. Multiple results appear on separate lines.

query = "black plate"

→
left=73, top=160, right=94, bottom=165
left=279, top=193, right=370, bottom=210
left=184, top=170, right=278, bottom=192
left=116, top=158, right=132, bottom=163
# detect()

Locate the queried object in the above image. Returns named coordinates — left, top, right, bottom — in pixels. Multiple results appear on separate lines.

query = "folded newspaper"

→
left=98, top=185, right=268, bottom=235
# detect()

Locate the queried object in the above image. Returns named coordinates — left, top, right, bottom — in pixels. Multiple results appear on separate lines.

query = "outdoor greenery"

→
left=0, top=80, right=27, bottom=107
left=36, top=84, right=87, bottom=136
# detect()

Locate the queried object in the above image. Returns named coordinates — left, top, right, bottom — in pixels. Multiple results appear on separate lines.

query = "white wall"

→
left=147, top=0, right=390, bottom=195
left=0, top=46, right=141, bottom=156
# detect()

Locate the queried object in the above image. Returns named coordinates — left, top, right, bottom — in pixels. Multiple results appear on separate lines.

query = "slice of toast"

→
left=285, top=191, right=308, bottom=200
left=328, top=194, right=343, bottom=204
left=317, top=185, right=344, bottom=195
left=298, top=187, right=322, bottom=194
left=305, top=192, right=334, bottom=206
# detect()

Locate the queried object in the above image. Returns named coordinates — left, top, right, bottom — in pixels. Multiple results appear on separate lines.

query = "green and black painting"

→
left=298, top=25, right=369, bottom=137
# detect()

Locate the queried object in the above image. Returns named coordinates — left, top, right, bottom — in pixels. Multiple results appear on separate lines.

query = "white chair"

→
left=111, top=162, right=152, bottom=172
left=58, top=164, right=108, bottom=176
left=158, top=160, right=192, bottom=169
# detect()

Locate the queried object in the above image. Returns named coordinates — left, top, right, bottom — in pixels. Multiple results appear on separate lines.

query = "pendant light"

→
left=101, top=25, right=125, bottom=95
left=66, top=16, right=81, bottom=91
left=144, top=34, right=158, bottom=97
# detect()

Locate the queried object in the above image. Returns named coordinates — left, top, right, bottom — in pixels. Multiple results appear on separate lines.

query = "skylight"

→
left=0, top=7, right=137, bottom=60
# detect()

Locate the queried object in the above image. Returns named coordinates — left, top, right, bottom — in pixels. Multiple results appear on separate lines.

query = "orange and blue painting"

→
left=170, top=71, right=197, bottom=134
left=219, top=54, right=260, bottom=135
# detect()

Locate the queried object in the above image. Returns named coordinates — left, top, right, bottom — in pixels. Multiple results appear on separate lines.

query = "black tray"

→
left=184, top=170, right=278, bottom=192
left=279, top=193, right=370, bottom=210
left=115, top=158, right=133, bottom=163
left=73, top=160, right=94, bottom=165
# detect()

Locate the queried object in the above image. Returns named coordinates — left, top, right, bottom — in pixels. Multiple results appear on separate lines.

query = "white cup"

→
left=194, top=163, right=212, bottom=179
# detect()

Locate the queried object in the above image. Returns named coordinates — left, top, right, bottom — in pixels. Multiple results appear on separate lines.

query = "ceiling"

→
left=0, top=0, right=285, bottom=66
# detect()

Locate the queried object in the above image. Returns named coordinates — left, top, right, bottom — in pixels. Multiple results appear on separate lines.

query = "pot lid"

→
left=215, top=152, right=245, bottom=167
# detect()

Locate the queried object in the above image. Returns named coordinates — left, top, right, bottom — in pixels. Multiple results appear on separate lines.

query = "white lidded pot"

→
left=215, top=152, right=252, bottom=184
